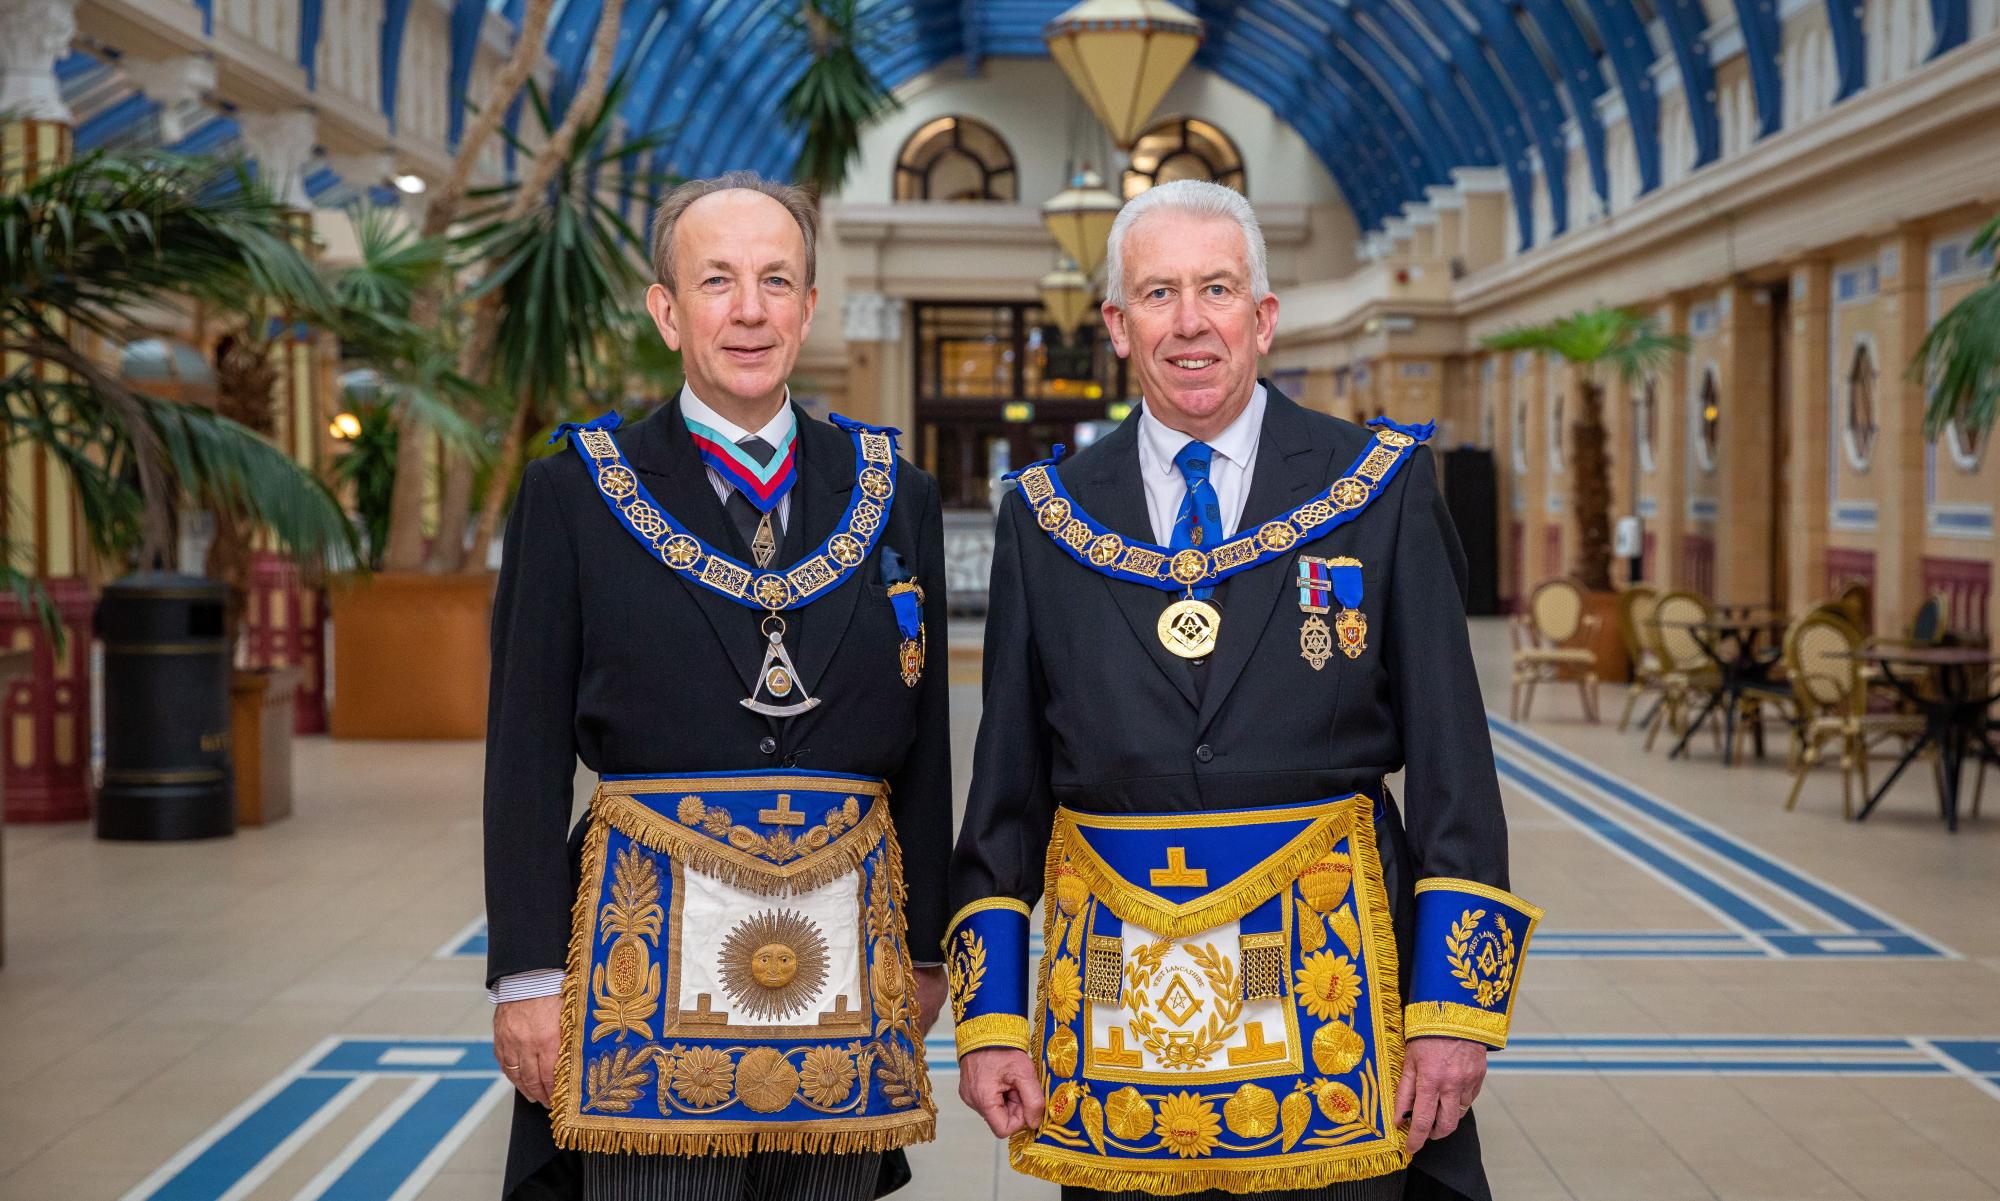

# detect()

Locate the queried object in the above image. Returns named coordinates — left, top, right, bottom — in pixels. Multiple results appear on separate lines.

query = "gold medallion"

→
left=1334, top=607, right=1368, bottom=659
left=1300, top=614, right=1333, bottom=671
left=1158, top=597, right=1222, bottom=658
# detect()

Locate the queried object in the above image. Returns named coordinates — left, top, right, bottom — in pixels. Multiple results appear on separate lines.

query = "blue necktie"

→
left=1170, top=440, right=1223, bottom=600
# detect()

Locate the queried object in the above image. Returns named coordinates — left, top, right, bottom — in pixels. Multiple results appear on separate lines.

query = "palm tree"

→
left=1482, top=305, right=1688, bottom=591
left=1, top=149, right=360, bottom=639
left=456, top=73, right=675, bottom=564
left=1916, top=212, right=2000, bottom=440
left=783, top=0, right=901, bottom=196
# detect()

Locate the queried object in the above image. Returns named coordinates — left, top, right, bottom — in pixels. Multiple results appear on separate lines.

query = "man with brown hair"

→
left=485, top=172, right=950, bottom=1201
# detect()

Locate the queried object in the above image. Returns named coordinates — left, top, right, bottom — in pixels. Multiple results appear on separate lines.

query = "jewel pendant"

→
left=1158, top=597, right=1222, bottom=659
left=743, top=624, right=820, bottom=716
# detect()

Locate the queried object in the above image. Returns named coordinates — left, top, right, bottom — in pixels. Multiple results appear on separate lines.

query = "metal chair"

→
left=1781, top=611, right=1924, bottom=817
left=1613, top=584, right=1663, bottom=732
left=1509, top=577, right=1602, bottom=722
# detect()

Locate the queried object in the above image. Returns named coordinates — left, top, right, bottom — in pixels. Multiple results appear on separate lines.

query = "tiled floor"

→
left=4, top=617, right=1999, bottom=1201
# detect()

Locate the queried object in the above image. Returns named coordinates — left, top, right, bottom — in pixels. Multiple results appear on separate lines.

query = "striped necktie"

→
left=724, top=435, right=781, bottom=568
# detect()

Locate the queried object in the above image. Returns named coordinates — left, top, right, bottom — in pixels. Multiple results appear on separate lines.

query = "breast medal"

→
left=1296, top=556, right=1335, bottom=670
left=557, top=410, right=901, bottom=715
left=1325, top=557, right=1367, bottom=659
left=1005, top=418, right=1430, bottom=664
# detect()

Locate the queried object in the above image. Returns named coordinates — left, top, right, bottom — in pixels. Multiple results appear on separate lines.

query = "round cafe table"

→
left=1662, top=615, right=1792, bottom=766
left=1839, top=644, right=2000, bottom=832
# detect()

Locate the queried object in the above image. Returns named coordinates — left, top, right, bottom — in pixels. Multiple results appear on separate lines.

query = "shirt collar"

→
left=1137, top=382, right=1268, bottom=476
left=679, top=383, right=795, bottom=449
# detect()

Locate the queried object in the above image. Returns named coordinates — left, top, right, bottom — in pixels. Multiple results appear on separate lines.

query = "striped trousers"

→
left=580, top=1152, right=882, bottom=1201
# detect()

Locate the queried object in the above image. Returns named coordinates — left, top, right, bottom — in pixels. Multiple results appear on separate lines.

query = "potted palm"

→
left=1483, top=305, right=1688, bottom=682
left=1, top=148, right=361, bottom=825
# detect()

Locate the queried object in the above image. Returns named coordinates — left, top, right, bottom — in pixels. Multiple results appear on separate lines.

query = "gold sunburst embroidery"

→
left=716, top=909, right=831, bottom=1020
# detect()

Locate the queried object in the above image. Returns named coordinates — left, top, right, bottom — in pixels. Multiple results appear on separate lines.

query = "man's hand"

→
left=913, top=966, right=947, bottom=1036
left=494, top=995, right=563, bottom=1107
left=1395, top=1036, right=1487, bottom=1157
left=958, top=1047, right=1044, bottom=1138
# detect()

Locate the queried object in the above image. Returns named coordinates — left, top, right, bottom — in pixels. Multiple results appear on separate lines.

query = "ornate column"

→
left=235, top=109, right=331, bottom=732
left=1876, top=228, right=1931, bottom=631
left=1, top=0, right=91, bottom=822
left=119, top=55, right=215, bottom=143
left=1715, top=280, right=1775, bottom=606
left=1786, top=260, right=1831, bottom=614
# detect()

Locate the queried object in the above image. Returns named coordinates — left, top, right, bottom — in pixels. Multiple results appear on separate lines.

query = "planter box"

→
left=329, top=572, right=494, bottom=740
left=1580, top=588, right=1630, bottom=684
left=0, top=649, right=27, bottom=965
left=231, top=667, right=302, bottom=826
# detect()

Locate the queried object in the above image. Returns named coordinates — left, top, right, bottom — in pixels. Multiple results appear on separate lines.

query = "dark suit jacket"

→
left=483, top=399, right=952, bottom=1200
left=949, top=384, right=1507, bottom=1201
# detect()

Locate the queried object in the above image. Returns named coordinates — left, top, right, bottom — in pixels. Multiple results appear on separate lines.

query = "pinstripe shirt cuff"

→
left=488, top=968, right=565, bottom=1004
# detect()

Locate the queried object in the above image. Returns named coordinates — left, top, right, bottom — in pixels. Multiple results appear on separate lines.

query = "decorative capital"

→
left=0, top=0, right=80, bottom=123
left=842, top=292, right=903, bottom=343
left=119, top=55, right=216, bottom=144
left=325, top=148, right=392, bottom=192
left=236, top=109, right=319, bottom=210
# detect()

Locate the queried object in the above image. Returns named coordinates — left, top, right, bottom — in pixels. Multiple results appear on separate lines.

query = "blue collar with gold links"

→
left=1007, top=415, right=1433, bottom=595
left=553, top=410, right=901, bottom=613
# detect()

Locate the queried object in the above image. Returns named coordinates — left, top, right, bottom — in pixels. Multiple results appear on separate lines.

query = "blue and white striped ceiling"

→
left=57, top=0, right=1977, bottom=250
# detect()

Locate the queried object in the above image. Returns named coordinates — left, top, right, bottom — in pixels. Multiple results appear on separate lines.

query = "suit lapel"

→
left=622, top=401, right=762, bottom=694
left=1196, top=386, right=1338, bottom=733
left=789, top=407, right=863, bottom=696
left=1070, top=417, right=1200, bottom=710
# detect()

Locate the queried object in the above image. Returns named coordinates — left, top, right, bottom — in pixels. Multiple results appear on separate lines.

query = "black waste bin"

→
left=95, top=573, right=234, bottom=840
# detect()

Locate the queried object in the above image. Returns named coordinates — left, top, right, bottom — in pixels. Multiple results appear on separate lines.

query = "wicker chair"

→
left=1509, top=578, right=1602, bottom=722
left=1781, top=610, right=1924, bottom=816
left=1613, top=584, right=1663, bottom=732
left=1833, top=581, right=1873, bottom=634
left=1641, top=590, right=1722, bottom=752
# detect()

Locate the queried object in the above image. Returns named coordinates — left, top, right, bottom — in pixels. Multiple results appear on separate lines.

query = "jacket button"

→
left=1194, top=744, right=1214, bottom=763
left=759, top=736, right=778, bottom=755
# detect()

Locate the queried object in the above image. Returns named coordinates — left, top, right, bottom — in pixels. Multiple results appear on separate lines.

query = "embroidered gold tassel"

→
left=1083, top=934, right=1123, bottom=1002
left=594, top=791, right=885, bottom=897
left=1238, top=932, right=1286, bottom=1000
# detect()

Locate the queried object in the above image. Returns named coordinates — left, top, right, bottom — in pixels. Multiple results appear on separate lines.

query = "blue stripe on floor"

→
left=1490, top=715, right=1951, bottom=958
left=316, top=1077, right=500, bottom=1201
left=1494, top=750, right=1796, bottom=935
left=131, top=1035, right=2000, bottom=1199
left=136, top=1076, right=353, bottom=1201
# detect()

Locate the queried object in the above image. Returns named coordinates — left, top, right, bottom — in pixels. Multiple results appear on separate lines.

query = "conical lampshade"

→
left=1044, top=0, right=1205, bottom=149
left=1041, top=168, right=1123, bottom=281
left=1038, top=258, right=1095, bottom=340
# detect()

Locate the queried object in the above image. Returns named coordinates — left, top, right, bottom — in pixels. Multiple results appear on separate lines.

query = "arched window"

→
left=1694, top=365, right=1722, bottom=472
left=893, top=116, right=1016, bottom=202
left=1122, top=117, right=1245, bottom=200
left=1843, top=340, right=1877, bottom=470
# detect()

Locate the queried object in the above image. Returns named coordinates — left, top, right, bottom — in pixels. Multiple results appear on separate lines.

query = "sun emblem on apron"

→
left=717, top=909, right=831, bottom=1020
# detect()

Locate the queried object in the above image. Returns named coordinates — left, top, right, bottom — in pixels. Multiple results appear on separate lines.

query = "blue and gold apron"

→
left=552, top=771, right=934, bottom=1155
left=948, top=796, right=1541, bottom=1195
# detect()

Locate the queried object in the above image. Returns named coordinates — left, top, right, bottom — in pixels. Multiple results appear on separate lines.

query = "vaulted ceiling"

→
left=62, top=0, right=1977, bottom=250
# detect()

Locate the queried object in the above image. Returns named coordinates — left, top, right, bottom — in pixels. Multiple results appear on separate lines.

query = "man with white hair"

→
left=943, top=180, right=1539, bottom=1200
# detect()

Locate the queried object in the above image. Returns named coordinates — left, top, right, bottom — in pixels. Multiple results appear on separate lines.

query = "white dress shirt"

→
left=1136, top=383, right=1267, bottom=545
left=489, top=388, right=799, bottom=1006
